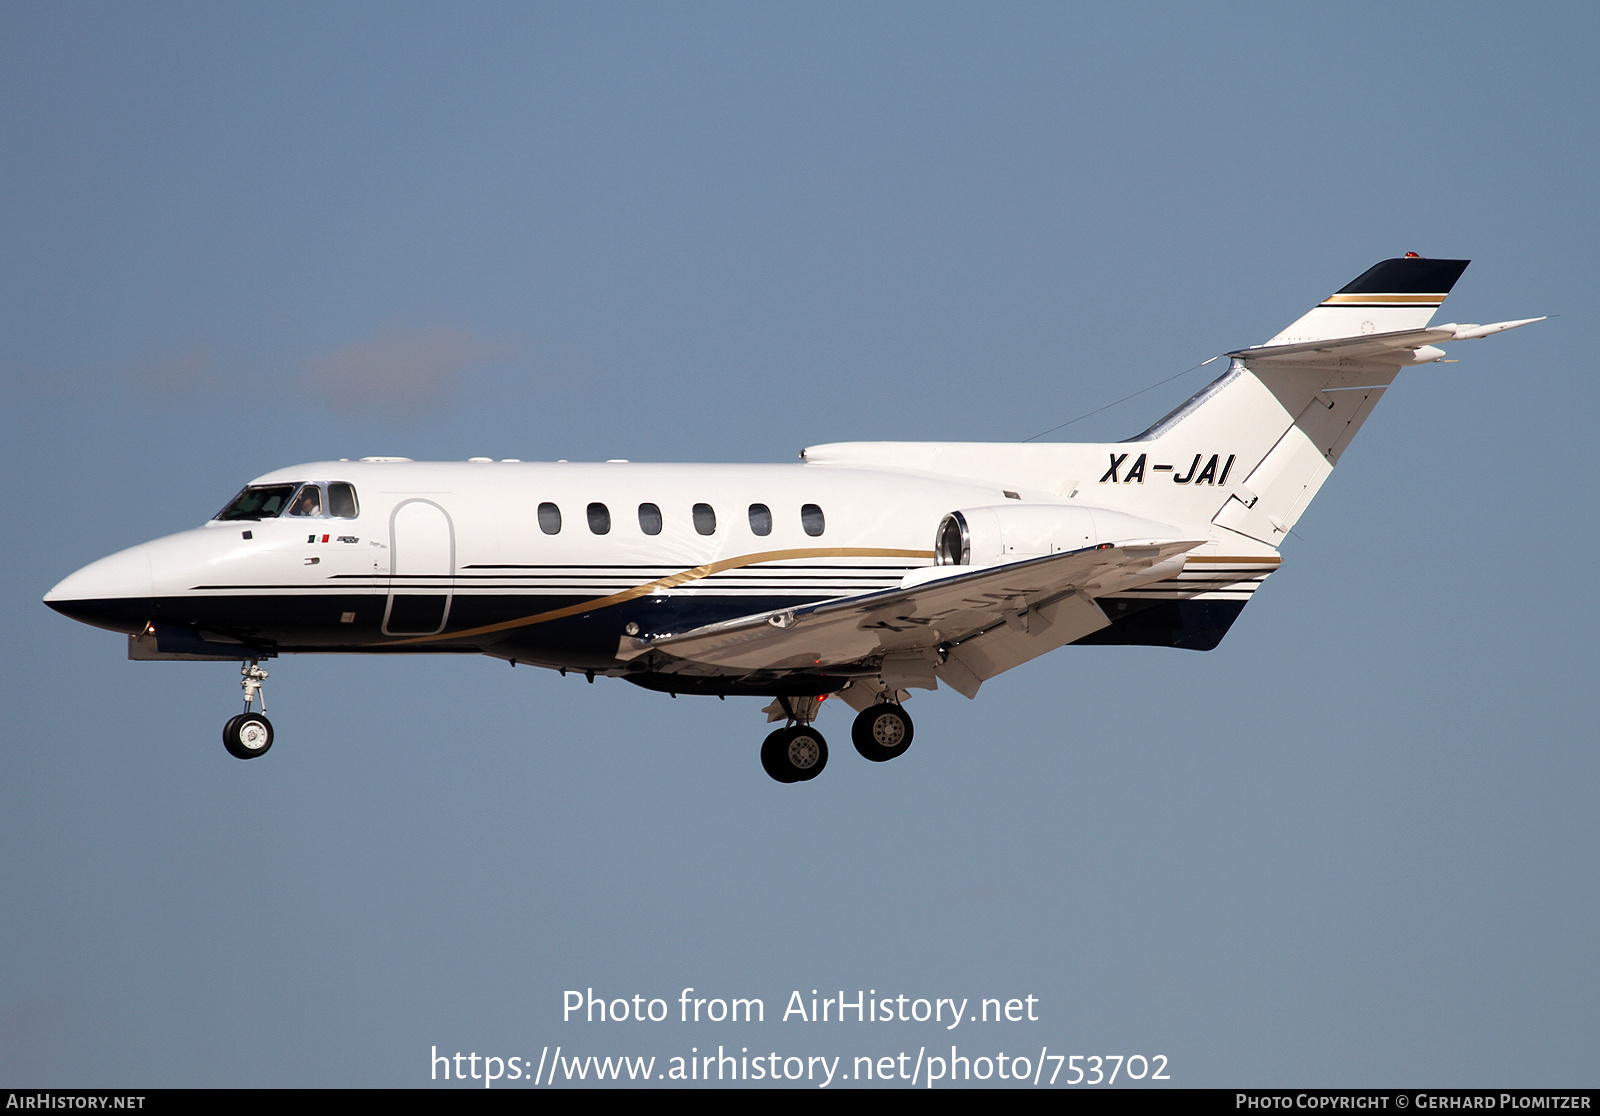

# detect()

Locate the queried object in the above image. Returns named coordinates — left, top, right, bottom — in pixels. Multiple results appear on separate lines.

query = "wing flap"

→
left=939, top=590, right=1113, bottom=695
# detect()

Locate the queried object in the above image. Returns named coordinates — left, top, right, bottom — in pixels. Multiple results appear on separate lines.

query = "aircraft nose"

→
left=44, top=544, right=155, bottom=633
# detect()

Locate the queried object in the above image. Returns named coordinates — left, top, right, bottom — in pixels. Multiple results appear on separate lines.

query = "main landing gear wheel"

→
left=852, top=703, right=913, bottom=762
left=223, top=712, right=274, bottom=759
left=761, top=725, right=829, bottom=784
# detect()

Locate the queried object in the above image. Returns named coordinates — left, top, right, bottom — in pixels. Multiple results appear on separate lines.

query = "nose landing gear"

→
left=223, top=660, right=274, bottom=760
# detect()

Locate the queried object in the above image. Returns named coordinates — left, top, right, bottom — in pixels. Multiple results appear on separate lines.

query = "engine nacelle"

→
left=934, top=504, right=1185, bottom=566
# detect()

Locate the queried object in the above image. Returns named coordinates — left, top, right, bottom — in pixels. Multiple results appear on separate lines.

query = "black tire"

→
left=224, top=712, right=274, bottom=759
left=852, top=703, right=913, bottom=762
left=760, top=726, right=829, bottom=783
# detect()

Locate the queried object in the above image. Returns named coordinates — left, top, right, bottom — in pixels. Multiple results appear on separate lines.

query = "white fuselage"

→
left=45, top=450, right=1279, bottom=684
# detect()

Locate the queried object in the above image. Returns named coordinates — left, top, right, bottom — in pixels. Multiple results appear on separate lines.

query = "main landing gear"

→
left=223, top=659, right=274, bottom=760
left=758, top=694, right=915, bottom=783
left=761, top=724, right=828, bottom=783
left=851, top=702, right=914, bottom=762
left=759, top=695, right=828, bottom=783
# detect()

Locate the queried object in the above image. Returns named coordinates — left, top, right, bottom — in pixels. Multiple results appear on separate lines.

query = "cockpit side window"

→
left=215, top=484, right=299, bottom=521
left=286, top=484, right=325, bottom=517
left=328, top=482, right=359, bottom=519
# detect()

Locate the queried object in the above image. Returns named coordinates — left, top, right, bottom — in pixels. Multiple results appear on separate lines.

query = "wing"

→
left=616, top=540, right=1203, bottom=697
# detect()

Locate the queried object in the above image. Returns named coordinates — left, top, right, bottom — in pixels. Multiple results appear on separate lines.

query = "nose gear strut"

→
left=223, top=659, right=275, bottom=760
left=241, top=660, right=269, bottom=713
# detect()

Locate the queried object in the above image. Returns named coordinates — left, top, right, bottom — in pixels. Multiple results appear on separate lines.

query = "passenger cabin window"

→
left=638, top=503, right=662, bottom=535
left=801, top=503, right=825, bottom=536
left=587, top=502, right=611, bottom=534
left=538, top=502, right=562, bottom=534
left=286, top=485, right=324, bottom=517
left=215, top=484, right=297, bottom=521
left=748, top=504, right=772, bottom=536
left=692, top=503, right=716, bottom=536
left=328, top=482, right=359, bottom=519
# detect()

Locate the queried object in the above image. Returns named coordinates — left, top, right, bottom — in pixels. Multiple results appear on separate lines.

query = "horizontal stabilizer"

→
left=1229, top=317, right=1545, bottom=369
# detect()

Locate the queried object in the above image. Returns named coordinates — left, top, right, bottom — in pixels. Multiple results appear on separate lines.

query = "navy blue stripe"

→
left=1335, top=257, right=1469, bottom=295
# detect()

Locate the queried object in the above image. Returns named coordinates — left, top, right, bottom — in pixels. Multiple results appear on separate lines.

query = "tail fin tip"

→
left=1268, top=255, right=1471, bottom=345
left=1332, top=256, right=1470, bottom=298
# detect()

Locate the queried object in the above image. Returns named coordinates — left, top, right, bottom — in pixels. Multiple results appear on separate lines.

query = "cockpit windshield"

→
left=215, top=484, right=299, bottom=521
left=214, top=481, right=359, bottom=521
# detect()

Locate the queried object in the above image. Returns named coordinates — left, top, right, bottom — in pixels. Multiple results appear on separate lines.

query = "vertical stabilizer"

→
left=1132, top=256, right=1476, bottom=547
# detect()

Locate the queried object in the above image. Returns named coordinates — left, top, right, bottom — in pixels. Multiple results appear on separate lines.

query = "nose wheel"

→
left=224, top=712, right=274, bottom=759
left=224, top=660, right=274, bottom=760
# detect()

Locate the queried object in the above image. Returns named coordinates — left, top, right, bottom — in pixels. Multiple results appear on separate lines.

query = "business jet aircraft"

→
left=45, top=256, right=1539, bottom=782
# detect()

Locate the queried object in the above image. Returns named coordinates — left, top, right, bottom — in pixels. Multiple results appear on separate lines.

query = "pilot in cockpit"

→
left=286, top=485, right=322, bottom=518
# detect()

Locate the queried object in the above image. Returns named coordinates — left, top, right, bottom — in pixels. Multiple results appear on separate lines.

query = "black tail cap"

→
left=1336, top=257, right=1470, bottom=295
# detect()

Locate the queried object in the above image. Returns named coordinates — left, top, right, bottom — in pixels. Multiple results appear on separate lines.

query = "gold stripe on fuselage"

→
left=384, top=547, right=935, bottom=645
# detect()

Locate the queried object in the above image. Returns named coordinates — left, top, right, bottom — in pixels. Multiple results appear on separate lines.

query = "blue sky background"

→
left=3, top=2, right=1596, bottom=1087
